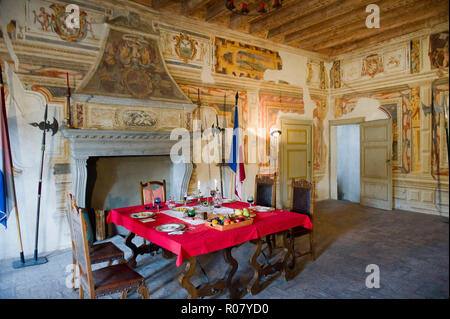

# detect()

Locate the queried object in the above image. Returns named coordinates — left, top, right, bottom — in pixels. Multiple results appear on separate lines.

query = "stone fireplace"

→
left=61, top=128, right=193, bottom=208
left=60, top=13, right=196, bottom=209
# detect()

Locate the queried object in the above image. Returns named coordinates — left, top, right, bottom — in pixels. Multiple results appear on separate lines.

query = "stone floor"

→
left=0, top=200, right=448, bottom=299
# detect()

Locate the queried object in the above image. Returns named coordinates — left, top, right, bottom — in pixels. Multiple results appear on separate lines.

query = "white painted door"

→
left=280, top=120, right=313, bottom=209
left=360, top=119, right=393, bottom=210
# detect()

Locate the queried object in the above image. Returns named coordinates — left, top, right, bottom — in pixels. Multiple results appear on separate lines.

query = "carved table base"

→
left=247, top=230, right=296, bottom=295
left=178, top=246, right=243, bottom=299
left=125, top=232, right=162, bottom=268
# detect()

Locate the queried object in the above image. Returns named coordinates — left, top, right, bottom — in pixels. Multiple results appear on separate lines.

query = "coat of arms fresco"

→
left=29, top=1, right=100, bottom=43
left=78, top=28, right=188, bottom=102
left=173, top=32, right=198, bottom=63
left=362, top=54, right=384, bottom=78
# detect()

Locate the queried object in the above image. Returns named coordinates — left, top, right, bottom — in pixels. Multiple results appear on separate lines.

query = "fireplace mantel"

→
left=61, top=128, right=193, bottom=207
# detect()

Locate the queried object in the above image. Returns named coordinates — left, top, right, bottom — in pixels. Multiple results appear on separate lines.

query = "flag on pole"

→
left=228, top=93, right=245, bottom=199
left=0, top=66, right=16, bottom=228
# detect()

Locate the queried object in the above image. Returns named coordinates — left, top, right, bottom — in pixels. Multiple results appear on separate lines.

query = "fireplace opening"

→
left=85, top=155, right=174, bottom=237
left=86, top=155, right=173, bottom=210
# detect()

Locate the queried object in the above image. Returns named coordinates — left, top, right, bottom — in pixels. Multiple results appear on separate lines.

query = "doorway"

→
left=329, top=118, right=393, bottom=210
left=329, top=117, right=365, bottom=203
left=336, top=124, right=360, bottom=202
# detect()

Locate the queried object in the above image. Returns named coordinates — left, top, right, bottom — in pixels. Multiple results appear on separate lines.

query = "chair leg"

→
left=120, top=290, right=128, bottom=299
left=71, top=258, right=76, bottom=290
left=137, top=285, right=150, bottom=299
left=265, top=235, right=273, bottom=258
left=309, top=232, right=316, bottom=261
left=79, top=286, right=84, bottom=299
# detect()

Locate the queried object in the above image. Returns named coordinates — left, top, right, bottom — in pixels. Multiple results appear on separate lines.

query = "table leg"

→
left=283, top=229, right=296, bottom=281
left=124, top=232, right=160, bottom=268
left=247, top=231, right=291, bottom=295
left=178, top=257, right=198, bottom=299
left=178, top=247, right=242, bottom=299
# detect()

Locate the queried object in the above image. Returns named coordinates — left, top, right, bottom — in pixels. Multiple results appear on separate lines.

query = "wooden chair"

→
left=140, top=180, right=167, bottom=204
left=66, top=194, right=126, bottom=290
left=254, top=174, right=276, bottom=208
left=253, top=174, right=277, bottom=257
left=290, top=179, right=316, bottom=261
left=69, top=195, right=149, bottom=299
left=138, top=180, right=171, bottom=256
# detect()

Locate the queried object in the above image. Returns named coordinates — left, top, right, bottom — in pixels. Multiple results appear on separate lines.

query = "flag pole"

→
left=0, top=64, right=25, bottom=265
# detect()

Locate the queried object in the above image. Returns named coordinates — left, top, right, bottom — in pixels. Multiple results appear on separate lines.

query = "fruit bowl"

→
left=205, top=215, right=253, bottom=231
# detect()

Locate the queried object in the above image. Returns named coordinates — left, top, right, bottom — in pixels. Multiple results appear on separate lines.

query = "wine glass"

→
left=183, top=192, right=187, bottom=203
left=247, top=196, right=254, bottom=208
left=167, top=195, right=175, bottom=210
left=154, top=197, right=162, bottom=212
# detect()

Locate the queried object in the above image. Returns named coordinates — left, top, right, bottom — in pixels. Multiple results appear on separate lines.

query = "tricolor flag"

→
left=1, top=65, right=16, bottom=228
left=228, top=93, right=245, bottom=199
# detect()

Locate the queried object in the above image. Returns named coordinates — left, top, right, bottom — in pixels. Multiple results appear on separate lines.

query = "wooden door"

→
left=280, top=120, right=313, bottom=209
left=360, top=119, right=393, bottom=210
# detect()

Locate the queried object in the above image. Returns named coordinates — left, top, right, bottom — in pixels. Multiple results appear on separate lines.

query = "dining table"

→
left=106, top=199, right=312, bottom=299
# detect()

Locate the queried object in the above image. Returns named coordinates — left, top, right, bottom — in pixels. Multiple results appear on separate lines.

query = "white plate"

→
left=252, top=206, right=274, bottom=212
left=130, top=212, right=155, bottom=219
left=155, top=223, right=186, bottom=232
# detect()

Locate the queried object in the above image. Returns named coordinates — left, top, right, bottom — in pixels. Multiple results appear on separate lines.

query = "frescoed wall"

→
left=332, top=31, right=448, bottom=216
left=0, top=0, right=447, bottom=260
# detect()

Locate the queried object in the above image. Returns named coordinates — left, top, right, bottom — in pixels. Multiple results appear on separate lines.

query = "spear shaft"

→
left=33, top=104, right=48, bottom=261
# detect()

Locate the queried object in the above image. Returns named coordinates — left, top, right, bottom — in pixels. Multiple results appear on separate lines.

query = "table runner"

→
left=107, top=200, right=312, bottom=267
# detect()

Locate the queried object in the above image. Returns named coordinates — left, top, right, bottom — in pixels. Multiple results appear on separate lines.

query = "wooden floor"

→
left=0, top=200, right=448, bottom=299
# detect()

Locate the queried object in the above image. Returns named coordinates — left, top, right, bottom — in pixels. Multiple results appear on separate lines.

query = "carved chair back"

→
left=140, top=179, right=167, bottom=204
left=290, top=179, right=315, bottom=221
left=254, top=174, right=276, bottom=208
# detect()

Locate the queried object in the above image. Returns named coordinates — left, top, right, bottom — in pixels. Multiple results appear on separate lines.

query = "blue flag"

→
left=1, top=70, right=16, bottom=228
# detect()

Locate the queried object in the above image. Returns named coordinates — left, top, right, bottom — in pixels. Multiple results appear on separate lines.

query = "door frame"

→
left=279, top=118, right=313, bottom=209
left=328, top=117, right=366, bottom=200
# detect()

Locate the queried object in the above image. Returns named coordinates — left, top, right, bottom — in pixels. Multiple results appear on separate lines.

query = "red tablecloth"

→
left=107, top=201, right=312, bottom=267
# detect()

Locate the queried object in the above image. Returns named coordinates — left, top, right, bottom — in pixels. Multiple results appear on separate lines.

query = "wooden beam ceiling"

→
left=249, top=0, right=341, bottom=35
left=301, top=0, right=444, bottom=51
left=329, top=13, right=449, bottom=56
left=284, top=0, right=423, bottom=45
left=126, top=0, right=449, bottom=58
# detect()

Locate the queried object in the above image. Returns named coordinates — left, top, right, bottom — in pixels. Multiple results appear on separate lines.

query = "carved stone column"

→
left=71, top=155, right=89, bottom=208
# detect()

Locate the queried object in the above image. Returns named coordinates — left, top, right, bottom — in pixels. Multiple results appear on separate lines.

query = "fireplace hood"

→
left=73, top=12, right=193, bottom=109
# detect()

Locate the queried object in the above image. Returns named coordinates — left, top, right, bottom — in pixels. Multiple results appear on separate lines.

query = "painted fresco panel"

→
left=214, top=37, right=282, bottom=80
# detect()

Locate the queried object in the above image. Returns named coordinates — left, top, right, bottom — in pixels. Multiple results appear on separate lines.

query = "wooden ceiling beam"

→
left=284, top=0, right=422, bottom=45
left=300, top=0, right=444, bottom=51
left=205, top=0, right=229, bottom=21
left=152, top=0, right=176, bottom=10
left=181, top=0, right=211, bottom=15
left=249, top=0, right=340, bottom=35
left=267, top=0, right=376, bottom=39
left=327, top=13, right=449, bottom=56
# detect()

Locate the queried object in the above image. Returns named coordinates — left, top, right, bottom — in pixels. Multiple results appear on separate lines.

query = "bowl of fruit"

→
left=206, top=209, right=254, bottom=231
